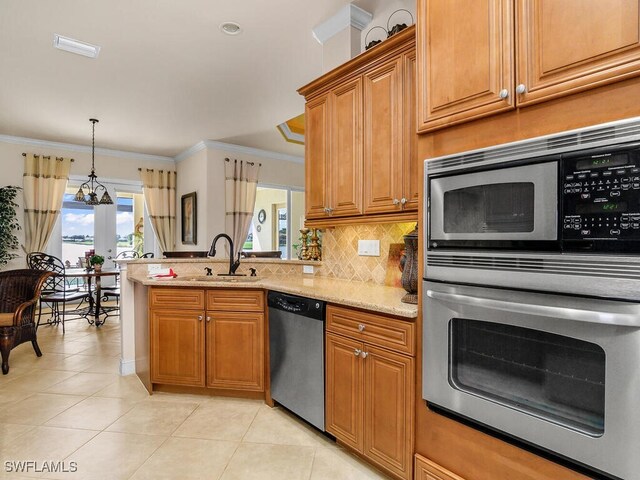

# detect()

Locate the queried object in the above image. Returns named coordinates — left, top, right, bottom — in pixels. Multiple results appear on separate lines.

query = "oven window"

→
left=443, top=183, right=534, bottom=233
left=449, top=319, right=605, bottom=436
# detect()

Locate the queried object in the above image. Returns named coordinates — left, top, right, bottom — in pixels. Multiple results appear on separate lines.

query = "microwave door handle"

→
left=426, top=290, right=640, bottom=328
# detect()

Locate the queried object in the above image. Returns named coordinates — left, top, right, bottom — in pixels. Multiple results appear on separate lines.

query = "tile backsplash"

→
left=317, top=222, right=416, bottom=285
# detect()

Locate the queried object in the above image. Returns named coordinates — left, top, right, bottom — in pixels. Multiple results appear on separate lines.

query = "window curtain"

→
left=22, top=154, right=72, bottom=253
left=225, top=158, right=260, bottom=258
left=139, top=168, right=176, bottom=254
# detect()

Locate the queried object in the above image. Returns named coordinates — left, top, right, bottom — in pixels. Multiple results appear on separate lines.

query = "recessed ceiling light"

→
left=53, top=34, right=101, bottom=58
left=220, top=22, right=242, bottom=35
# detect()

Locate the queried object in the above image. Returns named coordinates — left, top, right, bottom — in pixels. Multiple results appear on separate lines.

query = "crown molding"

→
left=174, top=141, right=207, bottom=163
left=203, top=140, right=304, bottom=164
left=276, top=122, right=305, bottom=145
left=0, top=133, right=175, bottom=163
left=313, top=4, right=373, bottom=44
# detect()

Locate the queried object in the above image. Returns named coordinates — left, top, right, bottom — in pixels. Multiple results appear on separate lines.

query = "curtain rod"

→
left=137, top=168, right=176, bottom=172
left=224, top=157, right=262, bottom=167
left=22, top=153, right=74, bottom=162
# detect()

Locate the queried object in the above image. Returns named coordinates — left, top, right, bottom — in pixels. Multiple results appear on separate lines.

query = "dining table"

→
left=64, top=268, right=120, bottom=326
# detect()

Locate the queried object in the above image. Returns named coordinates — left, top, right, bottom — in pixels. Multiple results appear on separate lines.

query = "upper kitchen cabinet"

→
left=417, top=0, right=514, bottom=132
left=516, top=0, right=640, bottom=106
left=418, top=0, right=640, bottom=132
left=299, top=27, right=417, bottom=227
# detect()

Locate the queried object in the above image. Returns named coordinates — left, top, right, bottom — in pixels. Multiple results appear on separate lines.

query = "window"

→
left=246, top=186, right=305, bottom=259
left=61, top=192, right=94, bottom=267
left=55, top=181, right=154, bottom=267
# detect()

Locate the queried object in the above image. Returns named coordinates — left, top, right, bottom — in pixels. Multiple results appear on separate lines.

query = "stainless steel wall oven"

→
left=423, top=118, right=640, bottom=480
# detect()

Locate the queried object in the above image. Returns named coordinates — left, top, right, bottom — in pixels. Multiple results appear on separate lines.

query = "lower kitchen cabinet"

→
left=326, top=305, right=415, bottom=480
left=149, top=287, right=264, bottom=392
left=206, top=311, right=264, bottom=391
left=415, top=454, right=466, bottom=480
left=150, top=308, right=205, bottom=386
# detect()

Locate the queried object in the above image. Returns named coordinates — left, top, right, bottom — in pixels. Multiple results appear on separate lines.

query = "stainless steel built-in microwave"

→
left=426, top=132, right=640, bottom=254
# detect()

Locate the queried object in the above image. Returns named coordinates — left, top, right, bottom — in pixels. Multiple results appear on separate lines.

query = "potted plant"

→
left=0, top=186, right=21, bottom=269
left=89, top=254, right=105, bottom=272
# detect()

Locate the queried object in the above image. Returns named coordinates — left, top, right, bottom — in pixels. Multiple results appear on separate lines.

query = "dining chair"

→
left=27, top=252, right=88, bottom=333
left=0, top=269, right=53, bottom=374
left=141, top=252, right=154, bottom=258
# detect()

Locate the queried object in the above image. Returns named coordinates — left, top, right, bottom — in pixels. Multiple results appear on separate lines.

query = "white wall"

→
left=0, top=139, right=174, bottom=270
left=175, top=148, right=209, bottom=252
left=174, top=144, right=304, bottom=256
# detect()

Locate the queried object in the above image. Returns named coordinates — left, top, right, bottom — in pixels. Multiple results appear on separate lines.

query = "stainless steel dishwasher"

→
left=268, top=291, right=325, bottom=431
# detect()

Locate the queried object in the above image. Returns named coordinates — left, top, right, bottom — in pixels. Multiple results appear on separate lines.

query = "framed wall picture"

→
left=181, top=192, right=197, bottom=244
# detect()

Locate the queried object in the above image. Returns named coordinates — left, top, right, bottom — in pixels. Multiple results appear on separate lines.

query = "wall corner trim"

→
left=312, top=4, right=373, bottom=45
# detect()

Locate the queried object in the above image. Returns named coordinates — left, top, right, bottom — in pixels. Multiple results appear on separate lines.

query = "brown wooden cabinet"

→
left=417, top=0, right=640, bottom=132
left=325, top=305, right=415, bottom=480
left=150, top=308, right=205, bottom=387
left=206, top=311, right=264, bottom=391
left=415, top=454, right=466, bottom=480
left=299, top=27, right=417, bottom=226
left=149, top=287, right=264, bottom=393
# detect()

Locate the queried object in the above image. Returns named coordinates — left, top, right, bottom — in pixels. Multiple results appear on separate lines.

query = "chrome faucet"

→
left=208, top=233, right=243, bottom=276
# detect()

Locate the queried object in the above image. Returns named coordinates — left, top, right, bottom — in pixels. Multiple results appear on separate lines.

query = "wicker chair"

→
left=0, top=269, right=53, bottom=374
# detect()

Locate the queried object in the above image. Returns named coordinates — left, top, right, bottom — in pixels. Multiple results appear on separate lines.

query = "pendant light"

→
left=74, top=118, right=113, bottom=205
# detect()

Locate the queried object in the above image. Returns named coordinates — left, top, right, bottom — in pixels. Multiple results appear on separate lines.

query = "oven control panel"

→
left=561, top=146, right=640, bottom=240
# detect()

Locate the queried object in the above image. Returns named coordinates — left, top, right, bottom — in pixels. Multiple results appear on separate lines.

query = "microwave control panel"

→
left=561, top=147, right=640, bottom=240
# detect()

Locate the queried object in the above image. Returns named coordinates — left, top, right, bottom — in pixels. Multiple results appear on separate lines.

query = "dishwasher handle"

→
left=267, top=291, right=325, bottom=321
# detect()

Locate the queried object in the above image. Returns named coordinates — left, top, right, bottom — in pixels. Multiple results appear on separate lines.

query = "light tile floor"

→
left=0, top=315, right=388, bottom=479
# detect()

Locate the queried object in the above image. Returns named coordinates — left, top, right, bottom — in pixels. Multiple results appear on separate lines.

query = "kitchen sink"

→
left=182, top=275, right=261, bottom=283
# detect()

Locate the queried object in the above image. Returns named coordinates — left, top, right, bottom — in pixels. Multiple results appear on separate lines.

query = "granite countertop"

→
left=128, top=273, right=418, bottom=319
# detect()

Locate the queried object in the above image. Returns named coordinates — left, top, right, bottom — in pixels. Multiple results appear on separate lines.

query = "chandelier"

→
left=74, top=118, right=113, bottom=205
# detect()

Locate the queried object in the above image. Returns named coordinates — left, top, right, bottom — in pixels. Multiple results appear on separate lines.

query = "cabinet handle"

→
left=499, top=88, right=509, bottom=99
left=197, top=315, right=203, bottom=322
left=323, top=207, right=328, bottom=214
left=358, top=323, right=366, bottom=332
left=360, top=351, right=368, bottom=359
left=354, top=348, right=362, bottom=357
left=393, top=198, right=401, bottom=206
left=327, top=207, right=334, bottom=215
left=206, top=316, right=211, bottom=322
left=516, top=84, right=527, bottom=94
left=400, top=197, right=407, bottom=206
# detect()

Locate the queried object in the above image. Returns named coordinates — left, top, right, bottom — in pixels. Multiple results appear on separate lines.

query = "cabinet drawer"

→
left=327, top=305, right=415, bottom=355
left=206, top=289, right=264, bottom=312
left=149, top=287, right=205, bottom=310
left=415, top=454, right=465, bottom=480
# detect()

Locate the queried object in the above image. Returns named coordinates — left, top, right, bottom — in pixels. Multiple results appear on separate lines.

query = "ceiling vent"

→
left=53, top=34, right=100, bottom=58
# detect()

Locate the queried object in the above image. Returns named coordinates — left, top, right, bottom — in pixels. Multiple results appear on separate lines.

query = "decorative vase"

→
left=400, top=224, right=418, bottom=304
left=93, top=264, right=102, bottom=273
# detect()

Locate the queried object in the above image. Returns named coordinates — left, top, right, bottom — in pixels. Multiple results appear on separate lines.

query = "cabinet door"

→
left=326, top=332, right=364, bottom=452
left=403, top=50, right=420, bottom=211
left=305, top=94, right=330, bottom=219
left=516, top=0, right=640, bottom=106
left=364, top=345, right=414, bottom=480
left=206, top=312, right=264, bottom=391
left=330, top=77, right=363, bottom=217
left=363, top=57, right=404, bottom=214
left=417, top=0, right=514, bottom=131
left=150, top=309, right=205, bottom=386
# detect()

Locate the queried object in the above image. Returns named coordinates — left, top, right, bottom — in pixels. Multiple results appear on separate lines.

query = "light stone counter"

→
left=128, top=273, right=418, bottom=319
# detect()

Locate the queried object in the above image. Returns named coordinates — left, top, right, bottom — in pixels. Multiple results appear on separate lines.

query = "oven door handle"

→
left=426, top=290, right=640, bottom=327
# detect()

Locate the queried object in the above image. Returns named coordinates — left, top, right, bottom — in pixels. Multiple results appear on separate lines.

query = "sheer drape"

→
left=225, top=158, right=260, bottom=258
left=22, top=154, right=72, bottom=253
left=139, top=169, right=176, bottom=254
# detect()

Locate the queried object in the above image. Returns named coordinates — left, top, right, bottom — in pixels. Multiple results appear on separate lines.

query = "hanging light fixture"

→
left=74, top=118, right=113, bottom=205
